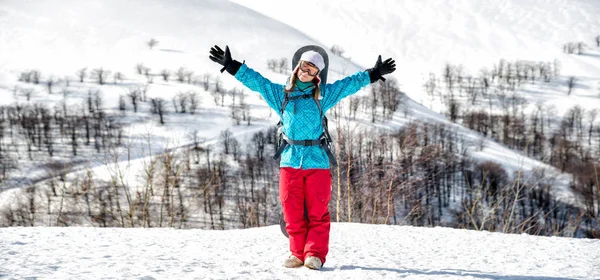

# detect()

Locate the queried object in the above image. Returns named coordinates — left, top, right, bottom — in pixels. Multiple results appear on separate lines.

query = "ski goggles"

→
left=299, top=61, right=319, bottom=76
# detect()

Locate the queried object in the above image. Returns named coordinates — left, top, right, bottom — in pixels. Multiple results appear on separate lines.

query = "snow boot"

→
left=282, top=255, right=303, bottom=268
left=303, top=256, right=322, bottom=270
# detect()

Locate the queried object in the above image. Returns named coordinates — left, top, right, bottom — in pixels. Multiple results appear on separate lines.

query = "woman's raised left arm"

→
left=322, top=55, right=396, bottom=111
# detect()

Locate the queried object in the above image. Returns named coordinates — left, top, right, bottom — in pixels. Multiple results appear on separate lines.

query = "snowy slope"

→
left=0, top=0, right=369, bottom=230
left=0, top=2, right=600, bottom=278
left=232, top=0, right=600, bottom=204
left=1, top=223, right=599, bottom=279
left=0, top=0, right=362, bottom=191
left=0, top=0, right=598, bottom=225
left=0, top=0, right=372, bottom=177
left=232, top=0, right=600, bottom=105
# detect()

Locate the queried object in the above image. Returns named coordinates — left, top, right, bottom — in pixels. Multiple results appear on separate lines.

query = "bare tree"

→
left=150, top=98, right=166, bottom=124
left=135, top=63, right=145, bottom=75
left=91, top=68, right=111, bottom=85
left=160, top=69, right=170, bottom=82
left=213, top=77, right=224, bottom=105
left=230, top=138, right=240, bottom=161
left=565, top=42, right=577, bottom=54
left=19, top=71, right=32, bottom=83
left=113, top=72, right=124, bottom=84
left=464, top=76, right=479, bottom=105
left=46, top=78, right=55, bottom=94
left=177, top=92, right=188, bottom=113
left=188, top=91, right=199, bottom=115
left=569, top=105, right=586, bottom=139
left=118, top=95, right=126, bottom=113
left=370, top=84, right=379, bottom=123
left=348, top=96, right=360, bottom=119
left=267, top=59, right=277, bottom=72
left=330, top=45, right=345, bottom=57
left=147, top=38, right=159, bottom=50
left=22, top=88, right=34, bottom=101
left=443, top=63, right=455, bottom=94
left=176, top=67, right=186, bottom=83
left=172, top=96, right=179, bottom=113
left=229, top=88, right=239, bottom=106
left=128, top=88, right=141, bottom=113
left=219, top=129, right=233, bottom=154
left=278, top=58, right=288, bottom=74
left=588, top=109, right=598, bottom=145
left=567, top=76, right=576, bottom=95
left=31, top=70, right=41, bottom=84
left=140, top=85, right=148, bottom=102
left=94, top=90, right=103, bottom=113
left=553, top=59, right=561, bottom=78
left=577, top=42, right=585, bottom=55
left=476, top=161, right=508, bottom=204
left=231, top=105, right=241, bottom=125
left=219, top=87, right=227, bottom=107
left=77, top=68, right=87, bottom=83
left=202, top=73, right=211, bottom=91
left=424, top=73, right=437, bottom=106
left=82, top=90, right=93, bottom=115
left=447, top=97, right=461, bottom=123
left=251, top=131, right=266, bottom=161
left=143, top=67, right=153, bottom=83
left=375, top=78, right=402, bottom=120
left=185, top=70, right=194, bottom=84
left=63, top=75, right=70, bottom=87
left=186, top=130, right=202, bottom=164
left=238, top=90, right=250, bottom=124
left=68, top=117, right=80, bottom=156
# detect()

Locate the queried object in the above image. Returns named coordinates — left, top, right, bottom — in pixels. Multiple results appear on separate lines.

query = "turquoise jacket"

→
left=235, top=64, right=371, bottom=169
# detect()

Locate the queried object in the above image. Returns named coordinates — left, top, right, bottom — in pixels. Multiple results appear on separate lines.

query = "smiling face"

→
left=297, top=61, right=319, bottom=82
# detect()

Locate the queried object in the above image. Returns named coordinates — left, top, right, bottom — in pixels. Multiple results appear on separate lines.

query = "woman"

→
left=209, top=45, right=395, bottom=270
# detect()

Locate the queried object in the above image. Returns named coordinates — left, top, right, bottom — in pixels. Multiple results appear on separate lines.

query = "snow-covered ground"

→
left=1, top=223, right=599, bottom=279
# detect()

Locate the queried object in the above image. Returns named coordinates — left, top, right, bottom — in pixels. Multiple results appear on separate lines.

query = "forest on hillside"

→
left=1, top=41, right=599, bottom=239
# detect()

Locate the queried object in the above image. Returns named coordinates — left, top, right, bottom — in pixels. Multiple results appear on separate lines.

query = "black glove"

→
left=209, top=45, right=242, bottom=75
left=367, top=55, right=396, bottom=83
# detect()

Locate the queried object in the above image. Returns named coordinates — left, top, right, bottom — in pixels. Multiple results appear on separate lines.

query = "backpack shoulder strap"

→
left=281, top=90, right=317, bottom=115
left=280, top=91, right=290, bottom=115
left=313, top=89, right=323, bottom=120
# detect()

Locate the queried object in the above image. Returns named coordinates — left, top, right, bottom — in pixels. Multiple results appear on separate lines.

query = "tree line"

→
left=2, top=50, right=597, bottom=239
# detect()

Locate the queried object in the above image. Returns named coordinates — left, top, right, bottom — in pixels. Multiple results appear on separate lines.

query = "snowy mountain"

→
left=0, top=0, right=599, bottom=273
left=1, top=0, right=600, bottom=278
left=233, top=0, right=600, bottom=101
left=0, top=0, right=365, bottom=187
left=232, top=0, right=600, bottom=184
left=1, top=223, right=599, bottom=279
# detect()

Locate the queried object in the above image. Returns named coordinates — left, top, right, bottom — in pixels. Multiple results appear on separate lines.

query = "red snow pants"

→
left=279, top=167, right=331, bottom=264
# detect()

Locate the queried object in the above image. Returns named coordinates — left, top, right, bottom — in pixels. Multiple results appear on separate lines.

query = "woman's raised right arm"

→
left=210, top=45, right=283, bottom=112
left=234, top=64, right=284, bottom=112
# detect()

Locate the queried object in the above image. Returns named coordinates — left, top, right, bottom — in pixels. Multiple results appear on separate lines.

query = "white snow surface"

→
left=1, top=223, right=599, bottom=279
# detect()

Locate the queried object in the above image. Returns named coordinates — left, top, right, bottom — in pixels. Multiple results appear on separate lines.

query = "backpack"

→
left=272, top=90, right=337, bottom=167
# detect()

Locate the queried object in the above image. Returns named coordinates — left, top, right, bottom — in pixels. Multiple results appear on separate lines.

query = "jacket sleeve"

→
left=234, top=64, right=285, bottom=113
left=321, top=70, right=371, bottom=111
